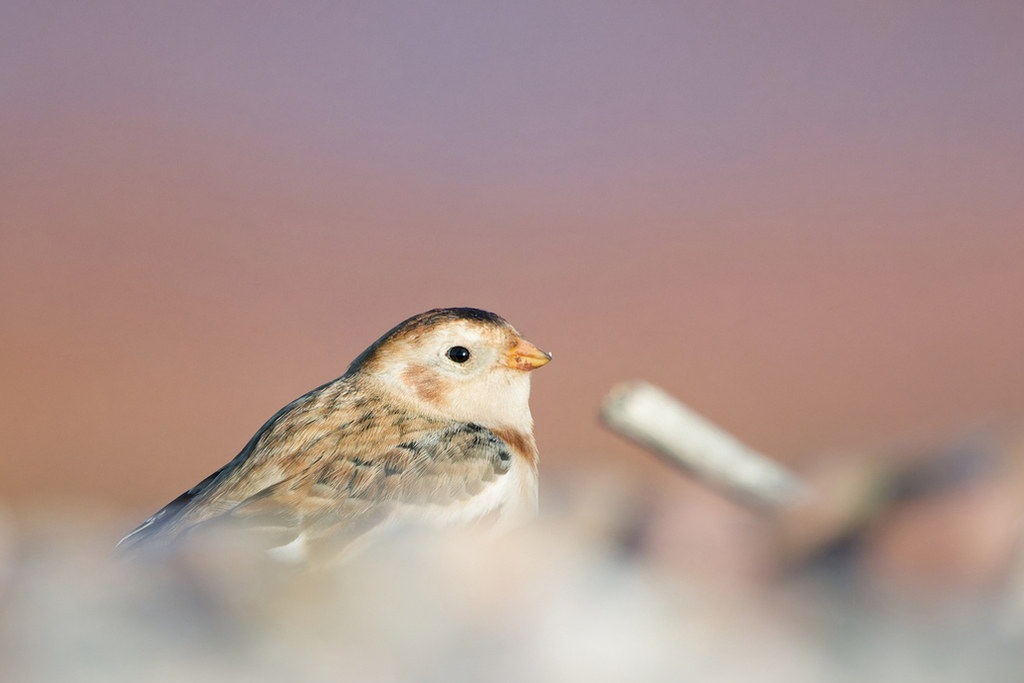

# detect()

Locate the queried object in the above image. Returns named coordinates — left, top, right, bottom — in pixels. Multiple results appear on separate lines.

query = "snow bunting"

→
left=118, top=308, right=551, bottom=562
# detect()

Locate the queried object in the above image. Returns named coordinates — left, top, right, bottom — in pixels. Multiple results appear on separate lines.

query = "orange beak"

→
left=505, top=338, right=552, bottom=371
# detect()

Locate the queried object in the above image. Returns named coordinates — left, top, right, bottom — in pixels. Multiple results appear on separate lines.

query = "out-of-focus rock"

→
left=862, top=474, right=1021, bottom=597
left=775, top=427, right=1024, bottom=603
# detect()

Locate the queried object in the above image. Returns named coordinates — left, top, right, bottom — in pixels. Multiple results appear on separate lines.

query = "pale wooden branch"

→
left=600, top=381, right=809, bottom=511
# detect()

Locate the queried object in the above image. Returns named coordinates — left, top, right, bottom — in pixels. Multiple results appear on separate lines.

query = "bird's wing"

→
left=220, top=421, right=514, bottom=559
left=118, top=380, right=513, bottom=555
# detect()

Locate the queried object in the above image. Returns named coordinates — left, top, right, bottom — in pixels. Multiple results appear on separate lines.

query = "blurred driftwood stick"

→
left=600, top=381, right=809, bottom=512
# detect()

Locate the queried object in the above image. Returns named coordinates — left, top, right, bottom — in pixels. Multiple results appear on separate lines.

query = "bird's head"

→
left=348, top=308, right=551, bottom=428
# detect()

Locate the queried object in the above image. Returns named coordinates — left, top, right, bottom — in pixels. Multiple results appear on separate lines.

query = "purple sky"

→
left=2, top=1, right=1023, bottom=508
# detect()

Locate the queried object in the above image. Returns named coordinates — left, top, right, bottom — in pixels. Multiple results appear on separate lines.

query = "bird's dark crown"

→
left=347, top=307, right=513, bottom=374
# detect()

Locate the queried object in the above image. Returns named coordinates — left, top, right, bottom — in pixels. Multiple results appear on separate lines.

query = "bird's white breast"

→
left=403, top=450, right=539, bottom=529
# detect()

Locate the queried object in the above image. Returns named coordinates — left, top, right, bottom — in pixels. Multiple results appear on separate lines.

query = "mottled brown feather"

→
left=120, top=375, right=515, bottom=555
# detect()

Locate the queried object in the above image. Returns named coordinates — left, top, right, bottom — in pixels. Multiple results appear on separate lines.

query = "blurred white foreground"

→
left=1, top=478, right=1023, bottom=683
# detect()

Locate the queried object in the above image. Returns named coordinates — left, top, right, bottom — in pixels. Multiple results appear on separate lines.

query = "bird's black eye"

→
left=446, top=346, right=471, bottom=363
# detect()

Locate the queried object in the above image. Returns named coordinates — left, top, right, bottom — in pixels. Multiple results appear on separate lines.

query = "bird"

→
left=117, top=307, right=551, bottom=563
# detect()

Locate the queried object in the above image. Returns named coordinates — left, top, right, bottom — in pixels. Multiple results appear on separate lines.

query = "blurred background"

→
left=2, top=1, right=1024, bottom=680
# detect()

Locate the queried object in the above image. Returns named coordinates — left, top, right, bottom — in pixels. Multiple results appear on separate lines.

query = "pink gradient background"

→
left=2, top=1, right=1022, bottom=515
